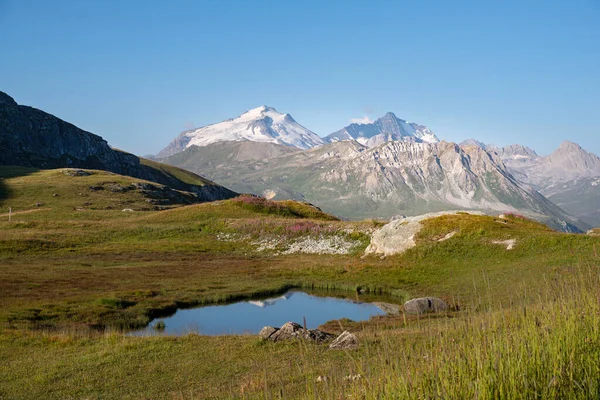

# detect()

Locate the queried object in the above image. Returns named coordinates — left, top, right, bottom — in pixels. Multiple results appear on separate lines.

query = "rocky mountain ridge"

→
left=0, top=91, right=237, bottom=202
left=162, top=139, right=586, bottom=232
left=459, top=139, right=600, bottom=227
left=324, top=112, right=440, bottom=147
left=157, top=108, right=440, bottom=158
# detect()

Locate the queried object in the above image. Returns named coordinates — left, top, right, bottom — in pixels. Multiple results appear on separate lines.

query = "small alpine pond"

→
left=132, top=290, right=402, bottom=336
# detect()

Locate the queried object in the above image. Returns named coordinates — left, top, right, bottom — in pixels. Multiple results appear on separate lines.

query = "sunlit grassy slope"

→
left=138, top=156, right=213, bottom=187
left=0, top=165, right=207, bottom=214
left=0, top=167, right=599, bottom=399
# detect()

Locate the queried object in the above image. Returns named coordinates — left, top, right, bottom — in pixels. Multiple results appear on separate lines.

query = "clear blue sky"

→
left=1, top=0, right=599, bottom=156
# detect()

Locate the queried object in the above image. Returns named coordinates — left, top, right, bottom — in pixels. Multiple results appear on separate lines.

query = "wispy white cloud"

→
left=350, top=116, right=373, bottom=124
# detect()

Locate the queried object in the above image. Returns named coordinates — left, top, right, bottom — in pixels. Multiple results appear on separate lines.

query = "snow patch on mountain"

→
left=187, top=106, right=323, bottom=149
left=157, top=106, right=323, bottom=157
left=325, top=112, right=439, bottom=147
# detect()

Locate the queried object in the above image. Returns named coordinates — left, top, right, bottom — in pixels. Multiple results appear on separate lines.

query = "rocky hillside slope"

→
left=0, top=91, right=237, bottom=202
left=495, top=141, right=600, bottom=227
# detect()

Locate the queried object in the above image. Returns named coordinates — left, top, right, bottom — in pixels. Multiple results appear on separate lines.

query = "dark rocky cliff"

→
left=0, top=91, right=237, bottom=202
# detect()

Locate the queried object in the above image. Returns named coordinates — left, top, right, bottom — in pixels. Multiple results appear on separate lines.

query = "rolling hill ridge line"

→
left=0, top=91, right=237, bottom=203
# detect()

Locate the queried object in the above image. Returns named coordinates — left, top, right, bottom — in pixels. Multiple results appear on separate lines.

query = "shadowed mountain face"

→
left=163, top=139, right=587, bottom=232
left=0, top=91, right=237, bottom=202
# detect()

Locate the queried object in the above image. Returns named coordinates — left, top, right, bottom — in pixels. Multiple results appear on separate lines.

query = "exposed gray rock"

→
left=106, top=184, right=132, bottom=193
left=264, top=321, right=335, bottom=343
left=329, top=331, right=359, bottom=350
left=63, top=169, right=91, bottom=176
left=373, top=302, right=401, bottom=315
left=258, top=326, right=278, bottom=340
left=403, top=297, right=448, bottom=315
left=365, top=211, right=484, bottom=256
left=305, top=328, right=336, bottom=343
left=269, top=321, right=303, bottom=341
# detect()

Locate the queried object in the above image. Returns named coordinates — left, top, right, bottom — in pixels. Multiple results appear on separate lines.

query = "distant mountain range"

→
left=157, top=107, right=440, bottom=158
left=159, top=139, right=587, bottom=232
left=461, top=139, right=600, bottom=227
left=2, top=91, right=596, bottom=231
left=155, top=105, right=598, bottom=230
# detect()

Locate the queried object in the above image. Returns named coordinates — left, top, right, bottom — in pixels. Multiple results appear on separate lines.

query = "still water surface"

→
left=133, top=291, right=395, bottom=336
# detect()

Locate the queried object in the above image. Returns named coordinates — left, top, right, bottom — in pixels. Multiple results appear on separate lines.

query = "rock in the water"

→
left=403, top=297, right=448, bottom=315
left=258, top=326, right=279, bottom=340
left=329, top=330, right=359, bottom=350
left=265, top=321, right=335, bottom=343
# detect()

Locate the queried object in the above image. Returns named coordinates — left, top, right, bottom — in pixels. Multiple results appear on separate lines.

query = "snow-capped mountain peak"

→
left=157, top=106, right=324, bottom=158
left=324, top=112, right=440, bottom=147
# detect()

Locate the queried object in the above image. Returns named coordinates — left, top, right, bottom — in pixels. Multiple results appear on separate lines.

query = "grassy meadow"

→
left=1, top=166, right=599, bottom=399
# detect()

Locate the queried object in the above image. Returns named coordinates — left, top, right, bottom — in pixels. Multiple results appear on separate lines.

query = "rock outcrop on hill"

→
left=364, top=211, right=485, bottom=256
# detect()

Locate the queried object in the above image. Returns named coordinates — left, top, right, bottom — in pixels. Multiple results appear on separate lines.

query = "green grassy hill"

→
left=0, top=91, right=237, bottom=203
left=0, top=166, right=201, bottom=216
left=0, top=172, right=599, bottom=399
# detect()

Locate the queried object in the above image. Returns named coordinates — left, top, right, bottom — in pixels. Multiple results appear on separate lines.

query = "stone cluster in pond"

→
left=403, top=297, right=448, bottom=314
left=259, top=321, right=359, bottom=349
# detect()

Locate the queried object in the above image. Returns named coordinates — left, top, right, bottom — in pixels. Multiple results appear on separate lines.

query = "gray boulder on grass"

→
left=259, top=326, right=279, bottom=340
left=329, top=331, right=359, bottom=350
left=263, top=321, right=335, bottom=343
left=403, top=297, right=448, bottom=315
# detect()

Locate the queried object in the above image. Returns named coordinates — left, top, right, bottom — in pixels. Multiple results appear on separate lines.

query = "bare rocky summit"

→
left=325, top=112, right=439, bottom=147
